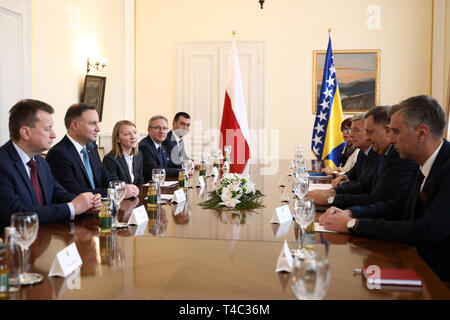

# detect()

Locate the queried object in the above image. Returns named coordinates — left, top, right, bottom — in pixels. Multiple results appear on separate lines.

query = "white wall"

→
left=32, top=0, right=125, bottom=146
left=136, top=0, right=432, bottom=159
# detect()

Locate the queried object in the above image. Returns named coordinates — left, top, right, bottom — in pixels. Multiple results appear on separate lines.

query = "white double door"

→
left=0, top=0, right=31, bottom=145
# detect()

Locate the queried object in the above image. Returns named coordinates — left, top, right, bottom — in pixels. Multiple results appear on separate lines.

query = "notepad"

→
left=363, top=268, right=422, bottom=287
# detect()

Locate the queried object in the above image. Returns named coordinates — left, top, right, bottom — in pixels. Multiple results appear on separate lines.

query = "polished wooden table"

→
left=6, top=161, right=450, bottom=300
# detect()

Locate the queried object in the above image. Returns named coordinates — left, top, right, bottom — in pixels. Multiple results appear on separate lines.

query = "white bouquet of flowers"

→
left=199, top=173, right=263, bottom=212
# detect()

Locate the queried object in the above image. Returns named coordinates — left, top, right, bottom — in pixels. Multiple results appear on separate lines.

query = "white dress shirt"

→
left=123, top=152, right=135, bottom=183
left=419, top=140, right=444, bottom=191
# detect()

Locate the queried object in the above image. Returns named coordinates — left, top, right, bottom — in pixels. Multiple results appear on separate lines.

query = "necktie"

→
left=157, top=146, right=164, bottom=166
left=27, top=159, right=43, bottom=206
left=81, top=147, right=96, bottom=189
left=409, top=170, right=425, bottom=220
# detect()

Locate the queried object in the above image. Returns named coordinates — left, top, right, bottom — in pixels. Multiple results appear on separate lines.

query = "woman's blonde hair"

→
left=111, top=120, right=139, bottom=158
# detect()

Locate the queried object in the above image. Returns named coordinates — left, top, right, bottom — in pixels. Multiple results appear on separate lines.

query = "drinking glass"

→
left=10, top=212, right=43, bottom=285
left=293, top=199, right=316, bottom=259
left=182, top=160, right=192, bottom=187
left=152, top=168, right=166, bottom=203
left=109, top=181, right=126, bottom=228
left=293, top=175, right=309, bottom=199
left=291, top=251, right=329, bottom=300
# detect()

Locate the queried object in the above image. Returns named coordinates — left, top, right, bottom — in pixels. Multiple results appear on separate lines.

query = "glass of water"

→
left=152, top=168, right=166, bottom=203
left=291, top=251, right=330, bottom=300
left=293, top=175, right=309, bottom=200
left=108, top=181, right=126, bottom=228
left=293, top=199, right=316, bottom=259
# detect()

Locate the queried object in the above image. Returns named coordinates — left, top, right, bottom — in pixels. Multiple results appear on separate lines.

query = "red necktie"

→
left=27, top=159, right=43, bottom=206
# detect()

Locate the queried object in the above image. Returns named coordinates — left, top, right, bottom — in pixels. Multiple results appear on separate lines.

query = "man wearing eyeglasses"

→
left=139, top=115, right=180, bottom=180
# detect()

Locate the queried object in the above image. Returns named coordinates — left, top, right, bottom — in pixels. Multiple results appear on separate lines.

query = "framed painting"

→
left=82, top=75, right=106, bottom=121
left=312, top=49, right=380, bottom=114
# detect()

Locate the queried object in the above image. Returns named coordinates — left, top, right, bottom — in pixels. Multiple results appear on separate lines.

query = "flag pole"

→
left=232, top=30, right=237, bottom=40
left=328, top=28, right=332, bottom=39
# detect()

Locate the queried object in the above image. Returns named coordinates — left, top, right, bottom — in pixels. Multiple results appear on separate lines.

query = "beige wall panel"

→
left=32, top=0, right=125, bottom=145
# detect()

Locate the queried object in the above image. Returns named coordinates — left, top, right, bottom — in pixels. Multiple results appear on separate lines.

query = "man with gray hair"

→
left=319, top=95, right=450, bottom=282
left=331, top=112, right=379, bottom=188
left=139, top=115, right=180, bottom=179
left=308, top=106, right=417, bottom=208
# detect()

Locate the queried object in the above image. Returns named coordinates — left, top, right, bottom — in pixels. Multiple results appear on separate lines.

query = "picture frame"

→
left=82, top=75, right=106, bottom=121
left=312, top=49, right=380, bottom=114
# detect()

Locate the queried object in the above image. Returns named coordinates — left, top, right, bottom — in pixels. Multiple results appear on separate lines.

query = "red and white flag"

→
left=220, top=35, right=251, bottom=174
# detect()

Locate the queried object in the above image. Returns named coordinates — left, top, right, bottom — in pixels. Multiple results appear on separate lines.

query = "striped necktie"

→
left=27, top=159, right=43, bottom=206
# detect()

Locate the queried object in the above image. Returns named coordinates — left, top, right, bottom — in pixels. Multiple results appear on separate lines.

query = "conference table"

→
left=6, top=160, right=450, bottom=300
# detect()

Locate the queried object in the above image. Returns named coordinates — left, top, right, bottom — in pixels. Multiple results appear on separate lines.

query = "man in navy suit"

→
left=320, top=95, right=450, bottom=281
left=0, top=100, right=99, bottom=231
left=308, top=106, right=417, bottom=208
left=163, top=112, right=191, bottom=166
left=139, top=115, right=180, bottom=180
left=46, top=104, right=139, bottom=198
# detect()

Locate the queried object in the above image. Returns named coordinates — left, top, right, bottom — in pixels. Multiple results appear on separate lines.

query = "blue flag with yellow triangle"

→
left=311, top=36, right=345, bottom=168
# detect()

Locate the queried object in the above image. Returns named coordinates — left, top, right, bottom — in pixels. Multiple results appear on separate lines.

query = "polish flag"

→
left=220, top=35, right=251, bottom=174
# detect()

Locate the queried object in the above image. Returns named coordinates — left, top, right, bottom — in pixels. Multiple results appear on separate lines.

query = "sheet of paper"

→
left=314, top=222, right=338, bottom=233
left=309, top=183, right=332, bottom=191
left=161, top=181, right=178, bottom=187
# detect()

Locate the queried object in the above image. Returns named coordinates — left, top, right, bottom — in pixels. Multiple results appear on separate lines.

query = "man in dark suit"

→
left=139, top=115, right=180, bottom=180
left=162, top=112, right=191, bottom=166
left=320, top=95, right=450, bottom=282
left=308, top=106, right=417, bottom=208
left=331, top=112, right=379, bottom=188
left=46, top=104, right=139, bottom=198
left=0, top=100, right=99, bottom=231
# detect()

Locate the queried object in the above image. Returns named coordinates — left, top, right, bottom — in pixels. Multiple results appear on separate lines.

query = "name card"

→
left=128, top=205, right=149, bottom=225
left=172, top=189, right=186, bottom=203
left=274, top=220, right=292, bottom=238
left=197, top=176, right=205, bottom=188
left=128, top=221, right=148, bottom=236
left=276, top=241, right=294, bottom=273
left=211, top=167, right=219, bottom=177
left=270, top=205, right=292, bottom=224
left=49, top=243, right=83, bottom=278
left=174, top=201, right=186, bottom=216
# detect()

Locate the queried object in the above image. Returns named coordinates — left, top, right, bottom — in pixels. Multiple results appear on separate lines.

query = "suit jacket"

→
left=103, top=151, right=144, bottom=185
left=139, top=135, right=179, bottom=180
left=343, top=147, right=379, bottom=183
left=162, top=130, right=189, bottom=167
left=46, top=135, right=117, bottom=197
left=354, top=139, right=450, bottom=282
left=332, top=144, right=418, bottom=208
left=0, top=140, right=76, bottom=230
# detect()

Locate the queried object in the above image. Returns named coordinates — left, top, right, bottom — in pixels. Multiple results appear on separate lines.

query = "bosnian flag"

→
left=220, top=35, right=251, bottom=174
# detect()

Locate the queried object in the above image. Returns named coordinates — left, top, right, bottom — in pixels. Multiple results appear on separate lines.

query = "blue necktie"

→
left=81, top=147, right=96, bottom=189
left=157, top=146, right=164, bottom=166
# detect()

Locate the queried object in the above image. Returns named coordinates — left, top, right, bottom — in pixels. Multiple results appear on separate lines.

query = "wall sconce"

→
left=86, top=57, right=106, bottom=74
left=259, top=0, right=265, bottom=9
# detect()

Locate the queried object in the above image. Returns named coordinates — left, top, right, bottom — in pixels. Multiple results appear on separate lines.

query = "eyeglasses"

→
left=151, top=126, right=169, bottom=131
left=341, top=128, right=351, bottom=133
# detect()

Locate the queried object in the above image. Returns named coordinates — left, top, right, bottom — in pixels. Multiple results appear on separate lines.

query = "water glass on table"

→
left=152, top=168, right=166, bottom=203
left=108, top=181, right=126, bottom=228
left=10, top=212, right=43, bottom=286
